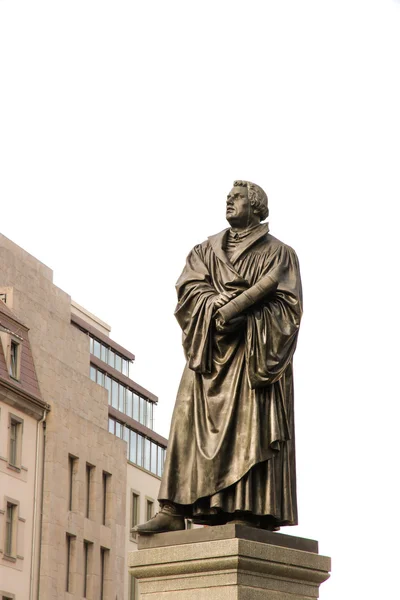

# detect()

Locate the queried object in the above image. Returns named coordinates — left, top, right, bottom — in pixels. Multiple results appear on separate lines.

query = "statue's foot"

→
left=132, top=510, right=185, bottom=535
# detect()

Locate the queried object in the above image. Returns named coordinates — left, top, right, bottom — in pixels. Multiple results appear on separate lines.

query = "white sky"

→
left=1, top=1, right=400, bottom=597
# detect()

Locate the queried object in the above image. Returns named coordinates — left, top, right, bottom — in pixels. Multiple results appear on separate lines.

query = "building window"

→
left=130, top=492, right=140, bottom=540
left=5, top=501, right=17, bottom=557
left=88, top=334, right=132, bottom=377
left=85, top=464, right=94, bottom=519
left=66, top=534, right=75, bottom=592
left=0, top=292, right=7, bottom=303
left=108, top=416, right=166, bottom=477
left=102, top=472, right=111, bottom=526
left=146, top=499, right=154, bottom=521
left=90, top=364, right=154, bottom=428
left=68, top=455, right=78, bottom=511
left=100, top=547, right=109, bottom=600
left=8, top=415, right=22, bottom=468
left=83, top=540, right=92, bottom=598
left=9, top=340, right=20, bottom=379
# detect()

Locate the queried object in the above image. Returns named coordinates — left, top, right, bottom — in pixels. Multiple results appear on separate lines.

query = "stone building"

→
left=0, top=233, right=167, bottom=600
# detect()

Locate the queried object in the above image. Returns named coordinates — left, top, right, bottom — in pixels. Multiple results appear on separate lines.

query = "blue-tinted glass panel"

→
left=101, top=344, right=107, bottom=363
left=115, top=421, right=122, bottom=438
left=146, top=402, right=153, bottom=429
left=89, top=337, right=94, bottom=353
left=133, top=394, right=139, bottom=421
left=108, top=418, right=114, bottom=434
left=108, top=350, right=115, bottom=368
left=93, top=340, right=101, bottom=359
left=122, top=359, right=128, bottom=376
left=118, top=384, right=125, bottom=413
left=105, top=376, right=111, bottom=403
left=129, top=361, right=134, bottom=379
left=157, top=446, right=163, bottom=477
left=140, top=397, right=146, bottom=426
left=126, top=390, right=133, bottom=418
left=90, top=366, right=96, bottom=381
left=161, top=448, right=165, bottom=476
left=144, top=438, right=151, bottom=471
left=129, top=430, right=137, bottom=464
left=151, top=442, right=157, bottom=475
left=137, top=434, right=143, bottom=467
left=123, top=426, right=129, bottom=458
left=96, top=370, right=104, bottom=386
left=111, top=380, right=118, bottom=409
left=115, top=354, right=122, bottom=372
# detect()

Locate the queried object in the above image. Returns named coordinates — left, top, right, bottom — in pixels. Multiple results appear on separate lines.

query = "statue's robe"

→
left=158, top=223, right=303, bottom=526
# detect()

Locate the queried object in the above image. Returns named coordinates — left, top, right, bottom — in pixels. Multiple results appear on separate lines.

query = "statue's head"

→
left=226, top=180, right=269, bottom=228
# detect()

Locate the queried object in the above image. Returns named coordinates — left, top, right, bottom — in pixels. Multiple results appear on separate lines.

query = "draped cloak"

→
left=158, top=223, right=303, bottom=526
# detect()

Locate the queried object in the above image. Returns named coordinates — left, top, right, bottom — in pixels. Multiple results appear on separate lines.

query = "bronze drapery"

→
left=158, top=223, right=302, bottom=527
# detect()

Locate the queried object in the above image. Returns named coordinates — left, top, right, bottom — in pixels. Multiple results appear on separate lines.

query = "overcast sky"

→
left=1, top=1, right=400, bottom=598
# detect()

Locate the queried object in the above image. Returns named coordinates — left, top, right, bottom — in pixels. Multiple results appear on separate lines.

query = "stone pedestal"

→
left=128, top=524, right=331, bottom=599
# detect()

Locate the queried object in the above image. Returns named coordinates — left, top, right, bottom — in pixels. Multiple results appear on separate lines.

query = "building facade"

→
left=0, top=233, right=167, bottom=600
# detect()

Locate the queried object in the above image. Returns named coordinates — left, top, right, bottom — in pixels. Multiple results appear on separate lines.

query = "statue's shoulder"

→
left=262, top=234, right=299, bottom=260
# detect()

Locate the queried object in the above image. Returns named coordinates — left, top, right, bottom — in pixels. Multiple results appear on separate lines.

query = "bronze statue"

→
left=134, top=180, right=303, bottom=533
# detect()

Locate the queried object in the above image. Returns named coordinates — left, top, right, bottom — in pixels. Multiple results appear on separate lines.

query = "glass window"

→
left=160, top=448, right=165, bottom=476
left=108, top=418, right=115, bottom=434
left=129, top=430, right=137, bottom=464
left=137, top=434, right=143, bottom=467
left=108, top=349, right=115, bottom=369
left=123, top=426, right=129, bottom=458
left=93, top=340, right=101, bottom=359
left=151, top=442, right=158, bottom=475
left=10, top=340, right=19, bottom=378
left=115, top=421, right=122, bottom=438
left=139, top=397, right=146, bottom=426
left=157, top=446, right=163, bottom=477
left=89, top=337, right=94, bottom=353
left=101, top=344, right=108, bottom=363
left=126, top=390, right=133, bottom=418
left=122, top=359, right=128, bottom=376
left=118, top=384, right=125, bottom=413
left=144, top=438, right=151, bottom=471
left=105, top=376, right=111, bottom=403
left=146, top=499, right=154, bottom=520
left=129, top=361, right=135, bottom=379
left=133, top=394, right=139, bottom=421
left=96, top=369, right=104, bottom=386
left=90, top=366, right=96, bottom=382
left=146, top=402, right=153, bottom=429
left=115, top=354, right=122, bottom=372
left=111, top=380, right=118, bottom=409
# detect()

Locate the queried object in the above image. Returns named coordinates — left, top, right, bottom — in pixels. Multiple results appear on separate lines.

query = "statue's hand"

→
left=215, top=314, right=246, bottom=334
left=213, top=291, right=237, bottom=310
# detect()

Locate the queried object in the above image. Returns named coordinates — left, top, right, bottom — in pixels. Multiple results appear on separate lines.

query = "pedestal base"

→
left=128, top=524, right=331, bottom=599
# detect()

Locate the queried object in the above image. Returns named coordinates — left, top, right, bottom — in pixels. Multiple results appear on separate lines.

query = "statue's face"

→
left=226, top=186, right=256, bottom=227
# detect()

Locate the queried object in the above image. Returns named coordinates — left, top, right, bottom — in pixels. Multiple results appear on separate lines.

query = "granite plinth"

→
left=128, top=524, right=331, bottom=600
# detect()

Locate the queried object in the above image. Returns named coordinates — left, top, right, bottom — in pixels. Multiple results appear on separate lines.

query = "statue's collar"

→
left=208, top=223, right=269, bottom=265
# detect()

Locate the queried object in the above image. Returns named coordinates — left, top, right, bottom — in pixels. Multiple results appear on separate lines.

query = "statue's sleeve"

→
left=246, top=244, right=303, bottom=388
left=174, top=244, right=217, bottom=373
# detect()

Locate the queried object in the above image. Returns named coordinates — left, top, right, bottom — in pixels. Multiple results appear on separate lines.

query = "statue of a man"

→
left=135, top=180, right=303, bottom=533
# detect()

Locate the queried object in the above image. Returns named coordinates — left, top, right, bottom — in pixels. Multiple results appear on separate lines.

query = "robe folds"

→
left=158, top=223, right=303, bottom=526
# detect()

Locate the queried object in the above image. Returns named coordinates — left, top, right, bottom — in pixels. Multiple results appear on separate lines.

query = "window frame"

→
left=8, top=413, right=23, bottom=470
left=130, top=490, right=140, bottom=541
left=4, top=499, right=18, bottom=559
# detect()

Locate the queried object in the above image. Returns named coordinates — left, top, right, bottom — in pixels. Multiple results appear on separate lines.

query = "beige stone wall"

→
left=0, top=233, right=127, bottom=600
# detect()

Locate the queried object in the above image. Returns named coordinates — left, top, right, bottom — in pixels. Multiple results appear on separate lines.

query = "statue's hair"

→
left=233, top=180, right=269, bottom=221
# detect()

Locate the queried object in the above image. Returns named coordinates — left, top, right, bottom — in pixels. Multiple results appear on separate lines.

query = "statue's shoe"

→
left=132, top=512, right=186, bottom=535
